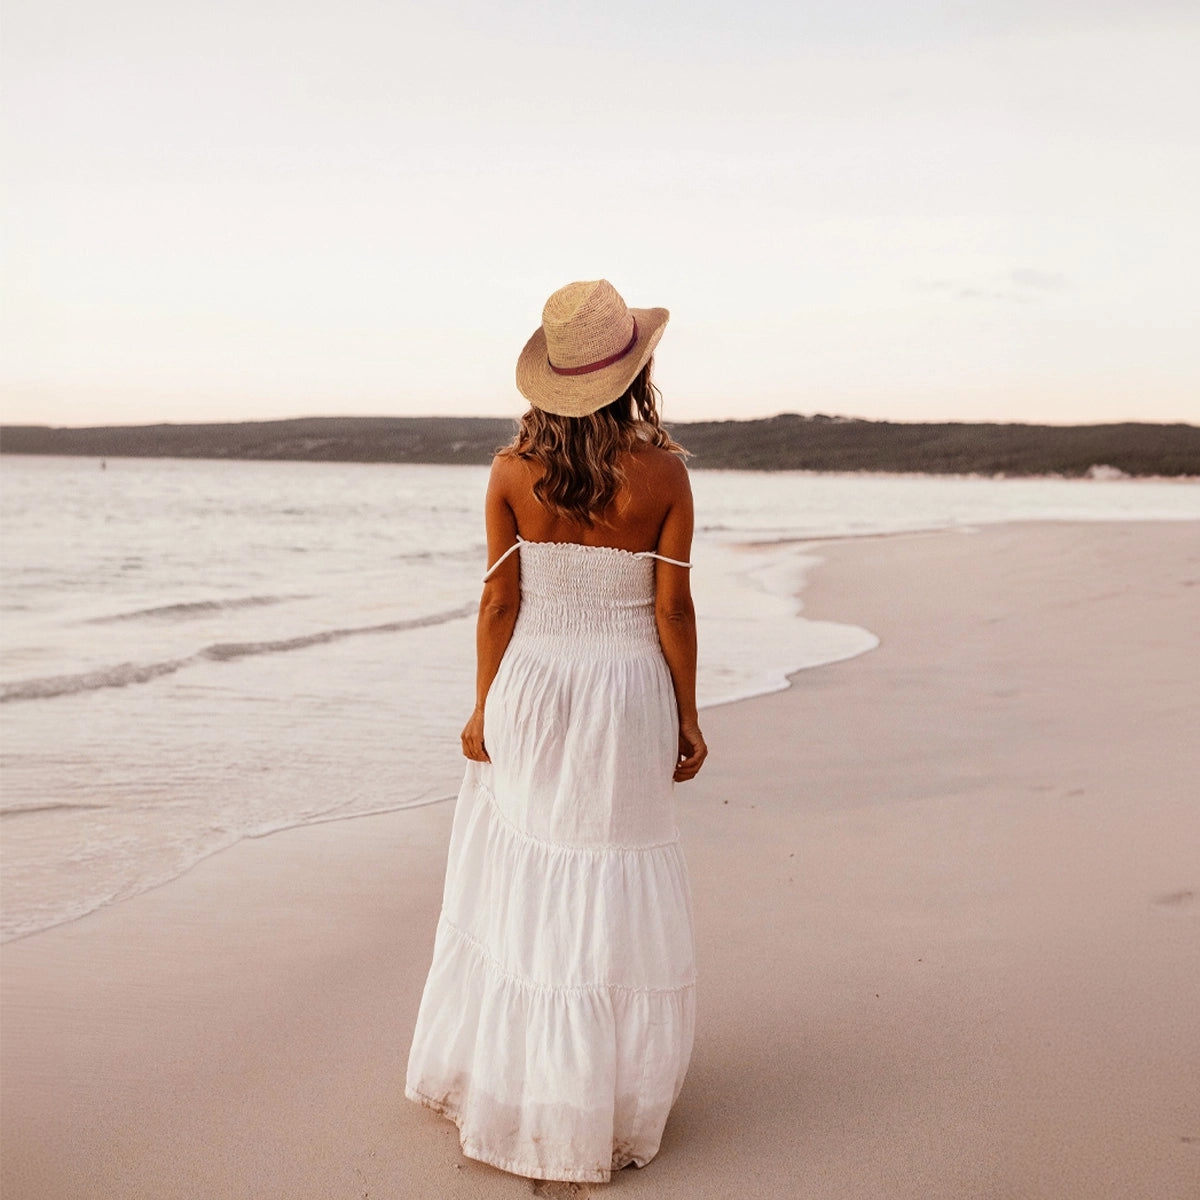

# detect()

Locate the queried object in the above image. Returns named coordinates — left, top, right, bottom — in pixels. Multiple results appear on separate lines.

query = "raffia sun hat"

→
left=515, top=279, right=669, bottom=417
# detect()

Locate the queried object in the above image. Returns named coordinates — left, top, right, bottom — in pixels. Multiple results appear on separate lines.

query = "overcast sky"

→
left=3, top=0, right=1198, bottom=426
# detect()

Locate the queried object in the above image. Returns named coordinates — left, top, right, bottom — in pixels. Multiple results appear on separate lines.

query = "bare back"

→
left=488, top=444, right=693, bottom=562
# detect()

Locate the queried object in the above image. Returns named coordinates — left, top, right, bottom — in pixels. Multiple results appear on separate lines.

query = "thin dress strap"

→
left=483, top=537, right=691, bottom=580
left=482, top=536, right=523, bottom=581
left=634, top=551, right=693, bottom=568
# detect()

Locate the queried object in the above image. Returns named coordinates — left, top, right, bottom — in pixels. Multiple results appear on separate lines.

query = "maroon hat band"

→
left=548, top=318, right=638, bottom=377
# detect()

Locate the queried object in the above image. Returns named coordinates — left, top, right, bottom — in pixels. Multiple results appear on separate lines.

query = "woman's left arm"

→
left=461, top=458, right=521, bottom=762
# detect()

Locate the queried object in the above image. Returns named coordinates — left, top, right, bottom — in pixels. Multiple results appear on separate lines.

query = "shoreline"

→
left=1, top=527, right=881, bottom=946
left=3, top=519, right=1199, bottom=1198
left=0, top=787, right=467, bottom=947
left=0, top=517, right=1189, bottom=947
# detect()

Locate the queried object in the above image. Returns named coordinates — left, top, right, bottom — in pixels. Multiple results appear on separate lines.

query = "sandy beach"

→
left=3, top=519, right=1198, bottom=1199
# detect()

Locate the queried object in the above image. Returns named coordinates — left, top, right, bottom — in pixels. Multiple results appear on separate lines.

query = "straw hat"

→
left=515, top=279, right=669, bottom=417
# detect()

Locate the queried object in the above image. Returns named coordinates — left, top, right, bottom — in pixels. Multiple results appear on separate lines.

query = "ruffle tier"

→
left=406, top=767, right=696, bottom=1181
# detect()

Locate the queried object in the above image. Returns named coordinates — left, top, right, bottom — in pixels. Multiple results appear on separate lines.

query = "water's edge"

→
left=14, top=513, right=1199, bottom=945
left=1, top=533, right=883, bottom=945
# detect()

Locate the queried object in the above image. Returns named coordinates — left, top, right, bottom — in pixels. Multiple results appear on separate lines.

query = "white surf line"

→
left=244, top=792, right=459, bottom=838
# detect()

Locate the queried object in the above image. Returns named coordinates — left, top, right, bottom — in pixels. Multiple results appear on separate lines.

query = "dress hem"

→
left=405, top=1085, right=649, bottom=1183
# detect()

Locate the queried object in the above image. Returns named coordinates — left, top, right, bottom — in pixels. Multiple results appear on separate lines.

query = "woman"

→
left=406, top=279, right=706, bottom=1184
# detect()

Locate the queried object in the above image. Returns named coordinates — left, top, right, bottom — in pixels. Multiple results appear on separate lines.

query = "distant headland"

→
left=2, top=415, right=1197, bottom=477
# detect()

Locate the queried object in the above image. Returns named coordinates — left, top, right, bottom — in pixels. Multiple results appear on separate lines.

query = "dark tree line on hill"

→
left=2, top=414, right=1197, bottom=477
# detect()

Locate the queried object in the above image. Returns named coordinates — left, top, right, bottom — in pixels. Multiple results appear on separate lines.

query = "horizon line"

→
left=3, top=413, right=1198, bottom=433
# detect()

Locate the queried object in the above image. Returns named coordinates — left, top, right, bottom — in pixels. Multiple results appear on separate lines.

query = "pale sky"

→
left=3, top=0, right=1198, bottom=426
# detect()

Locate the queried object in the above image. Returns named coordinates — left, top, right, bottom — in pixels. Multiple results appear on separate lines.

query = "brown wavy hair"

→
left=499, top=358, right=687, bottom=526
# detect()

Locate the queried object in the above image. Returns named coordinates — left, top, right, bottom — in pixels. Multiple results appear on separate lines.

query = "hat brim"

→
left=515, top=306, right=670, bottom=417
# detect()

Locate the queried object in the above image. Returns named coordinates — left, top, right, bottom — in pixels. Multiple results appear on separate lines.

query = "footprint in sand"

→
left=531, top=1182, right=591, bottom=1198
left=1151, top=890, right=1196, bottom=909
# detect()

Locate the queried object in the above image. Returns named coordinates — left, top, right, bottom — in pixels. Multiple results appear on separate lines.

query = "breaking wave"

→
left=87, top=594, right=310, bottom=623
left=1, top=603, right=476, bottom=704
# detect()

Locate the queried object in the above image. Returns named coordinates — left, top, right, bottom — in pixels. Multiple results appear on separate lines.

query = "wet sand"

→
left=3, top=520, right=1198, bottom=1198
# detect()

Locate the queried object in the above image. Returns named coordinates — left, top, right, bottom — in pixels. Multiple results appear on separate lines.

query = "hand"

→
left=674, top=719, right=707, bottom=783
left=461, top=708, right=490, bottom=762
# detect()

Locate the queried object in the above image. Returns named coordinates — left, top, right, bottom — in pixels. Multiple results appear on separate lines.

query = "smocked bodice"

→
left=519, top=541, right=656, bottom=606
left=506, top=541, right=662, bottom=654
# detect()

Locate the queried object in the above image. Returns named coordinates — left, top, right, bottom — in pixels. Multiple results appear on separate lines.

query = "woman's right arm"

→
left=461, top=457, right=521, bottom=763
left=653, top=459, right=708, bottom=782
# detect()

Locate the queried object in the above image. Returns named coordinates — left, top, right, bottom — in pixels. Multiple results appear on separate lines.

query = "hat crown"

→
left=542, top=279, right=636, bottom=372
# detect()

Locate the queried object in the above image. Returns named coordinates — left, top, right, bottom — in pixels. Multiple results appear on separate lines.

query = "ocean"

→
left=2, top=454, right=1197, bottom=942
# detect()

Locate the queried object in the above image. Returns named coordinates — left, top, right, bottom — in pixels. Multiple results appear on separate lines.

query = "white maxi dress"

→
left=405, top=537, right=696, bottom=1183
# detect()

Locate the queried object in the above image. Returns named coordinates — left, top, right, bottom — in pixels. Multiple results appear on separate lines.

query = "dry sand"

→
left=3, top=520, right=1198, bottom=1199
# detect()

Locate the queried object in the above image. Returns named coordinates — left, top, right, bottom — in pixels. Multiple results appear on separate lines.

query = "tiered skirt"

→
left=406, top=567, right=696, bottom=1182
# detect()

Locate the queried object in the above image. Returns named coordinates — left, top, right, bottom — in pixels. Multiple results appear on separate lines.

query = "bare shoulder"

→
left=629, top=444, right=690, bottom=496
left=488, top=451, right=530, bottom=492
